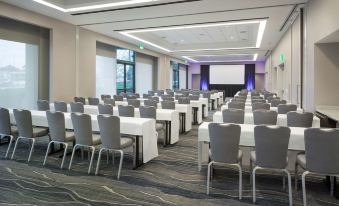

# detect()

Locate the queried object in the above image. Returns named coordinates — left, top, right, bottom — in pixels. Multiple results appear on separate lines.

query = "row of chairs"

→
left=229, top=101, right=298, bottom=114
left=207, top=123, right=339, bottom=206
left=222, top=109, right=314, bottom=127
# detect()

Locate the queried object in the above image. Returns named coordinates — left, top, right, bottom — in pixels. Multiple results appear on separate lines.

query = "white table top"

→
left=9, top=109, right=158, bottom=163
left=213, top=111, right=321, bottom=128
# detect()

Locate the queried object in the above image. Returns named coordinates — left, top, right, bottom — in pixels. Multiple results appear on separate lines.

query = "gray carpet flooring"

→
left=0, top=111, right=339, bottom=206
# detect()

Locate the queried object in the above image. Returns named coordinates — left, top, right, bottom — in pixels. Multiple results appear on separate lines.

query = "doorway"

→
left=192, top=74, right=201, bottom=89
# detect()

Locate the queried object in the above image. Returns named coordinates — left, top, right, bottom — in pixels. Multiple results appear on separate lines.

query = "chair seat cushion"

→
left=32, top=127, right=49, bottom=138
left=92, top=134, right=102, bottom=145
left=297, top=154, right=306, bottom=169
left=65, top=131, right=75, bottom=142
left=120, top=137, right=133, bottom=148
left=156, top=123, right=164, bottom=131
left=209, top=150, right=243, bottom=163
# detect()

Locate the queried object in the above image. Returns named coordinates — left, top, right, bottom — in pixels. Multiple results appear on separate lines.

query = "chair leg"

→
left=106, top=150, right=109, bottom=165
left=295, top=162, right=299, bottom=190
left=27, top=138, right=36, bottom=163
left=5, top=135, right=14, bottom=159
left=250, top=159, right=253, bottom=185
left=11, top=137, right=22, bottom=160
left=283, top=169, right=293, bottom=206
left=133, top=142, right=136, bottom=168
left=206, top=161, right=213, bottom=195
left=302, top=171, right=309, bottom=206
left=88, top=146, right=95, bottom=174
left=253, top=166, right=259, bottom=203
left=330, top=176, right=335, bottom=196
left=117, top=150, right=124, bottom=180
left=112, top=151, right=115, bottom=165
left=95, top=148, right=104, bottom=175
left=43, top=141, right=53, bottom=166
left=60, top=143, right=68, bottom=169
left=283, top=176, right=286, bottom=190
left=236, top=163, right=243, bottom=200
left=69, top=144, right=78, bottom=170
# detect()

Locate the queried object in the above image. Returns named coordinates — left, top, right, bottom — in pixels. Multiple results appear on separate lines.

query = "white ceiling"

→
left=1, top=0, right=308, bottom=63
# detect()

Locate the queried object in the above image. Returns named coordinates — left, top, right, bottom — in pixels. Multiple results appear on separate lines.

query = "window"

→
left=171, top=61, right=179, bottom=90
left=116, top=49, right=135, bottom=94
left=96, top=55, right=116, bottom=97
left=0, top=39, right=39, bottom=109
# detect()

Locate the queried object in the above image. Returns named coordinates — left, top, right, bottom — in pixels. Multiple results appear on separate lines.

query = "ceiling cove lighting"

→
left=119, top=19, right=267, bottom=53
left=33, top=0, right=160, bottom=12
left=182, top=56, right=199, bottom=63
left=183, top=54, right=259, bottom=63
left=253, top=53, right=258, bottom=61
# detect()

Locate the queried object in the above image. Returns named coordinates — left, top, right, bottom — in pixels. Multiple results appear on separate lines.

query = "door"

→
left=116, top=63, right=135, bottom=94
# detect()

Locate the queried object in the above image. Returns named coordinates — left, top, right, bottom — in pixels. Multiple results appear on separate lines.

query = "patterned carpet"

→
left=0, top=111, right=339, bottom=206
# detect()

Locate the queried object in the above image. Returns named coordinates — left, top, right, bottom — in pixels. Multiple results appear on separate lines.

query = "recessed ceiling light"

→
left=240, top=31, right=247, bottom=33
left=230, top=36, right=235, bottom=40
left=199, top=34, right=205, bottom=36
left=242, top=38, right=247, bottom=41
left=33, top=0, right=160, bottom=12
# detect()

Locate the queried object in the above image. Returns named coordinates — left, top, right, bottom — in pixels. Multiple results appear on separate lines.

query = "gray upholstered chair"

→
left=0, top=108, right=17, bottom=158
left=113, top=95, right=124, bottom=101
left=161, top=94, right=171, bottom=99
left=69, top=113, right=101, bottom=174
left=264, top=93, right=274, bottom=99
left=11, top=109, right=49, bottom=162
left=144, top=99, right=158, bottom=108
left=127, top=99, right=140, bottom=108
left=228, top=102, right=245, bottom=110
left=37, top=100, right=50, bottom=111
left=98, top=104, right=113, bottom=115
left=295, top=128, right=339, bottom=206
left=252, top=103, right=270, bottom=111
left=267, top=96, right=280, bottom=103
left=157, top=90, right=164, bottom=95
left=253, top=110, right=278, bottom=125
left=119, top=92, right=127, bottom=97
left=103, top=98, right=115, bottom=106
left=252, top=99, right=266, bottom=104
left=178, top=97, right=190, bottom=104
left=161, top=101, right=175, bottom=110
left=127, top=95, right=137, bottom=100
left=88, top=97, right=100, bottom=105
left=167, top=91, right=174, bottom=97
left=278, top=104, right=297, bottom=114
left=44, top=111, right=75, bottom=169
left=162, top=97, right=174, bottom=101
left=74, top=97, right=86, bottom=104
left=95, top=115, right=135, bottom=179
left=222, top=109, right=245, bottom=124
left=175, top=95, right=182, bottom=100
left=139, top=106, right=165, bottom=145
left=70, top=102, right=84, bottom=113
left=118, top=105, right=134, bottom=117
left=271, top=99, right=287, bottom=107
left=143, top=94, right=151, bottom=99
left=287, top=112, right=313, bottom=128
left=151, top=96, right=160, bottom=103
left=101, top=94, right=111, bottom=101
left=54, top=101, right=68, bottom=112
left=189, top=95, right=199, bottom=101
left=148, top=90, right=155, bottom=96
left=251, top=125, right=292, bottom=205
left=207, top=123, right=242, bottom=199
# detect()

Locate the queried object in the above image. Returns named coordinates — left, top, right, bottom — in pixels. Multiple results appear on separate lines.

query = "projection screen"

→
left=209, top=65, right=245, bottom=85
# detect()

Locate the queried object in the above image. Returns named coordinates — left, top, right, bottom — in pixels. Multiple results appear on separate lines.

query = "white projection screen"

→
left=209, top=65, right=245, bottom=85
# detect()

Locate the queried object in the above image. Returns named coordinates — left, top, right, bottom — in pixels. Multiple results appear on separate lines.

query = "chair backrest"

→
left=70, top=102, right=84, bottom=113
left=305, top=128, right=339, bottom=174
left=157, top=90, right=164, bottom=95
left=222, top=109, right=245, bottom=124
left=71, top=113, right=93, bottom=145
left=139, top=106, right=156, bottom=119
left=228, top=102, right=245, bottom=110
left=252, top=103, right=270, bottom=111
left=0, top=108, right=11, bottom=135
left=208, top=123, right=241, bottom=163
left=264, top=93, right=274, bottom=99
left=13, top=109, right=33, bottom=138
left=175, top=95, right=182, bottom=100
left=148, top=90, right=155, bottom=96
left=101, top=94, right=111, bottom=100
left=178, top=97, right=190, bottom=104
left=271, top=99, right=287, bottom=107
left=167, top=91, right=174, bottom=97
left=54, top=101, right=68, bottom=112
left=287, top=112, right=313, bottom=128
left=277, top=104, right=297, bottom=114
left=119, top=92, right=127, bottom=97
left=118, top=105, right=134, bottom=117
left=113, top=95, right=124, bottom=101
left=254, top=125, right=291, bottom=169
left=127, top=99, right=140, bottom=108
left=189, top=95, right=199, bottom=101
left=98, top=115, right=121, bottom=149
left=98, top=104, right=113, bottom=115
left=103, top=98, right=115, bottom=106
left=161, top=101, right=175, bottom=110
left=46, top=111, right=66, bottom=142
left=162, top=97, right=174, bottom=101
left=134, top=93, right=140, bottom=98
left=127, top=95, right=137, bottom=100
left=143, top=94, right=151, bottom=99
left=88, top=97, right=100, bottom=105
left=253, top=110, right=278, bottom=125
left=74, top=97, right=86, bottom=104
left=252, top=99, right=266, bottom=104
left=151, top=96, right=160, bottom=103
left=37, top=100, right=50, bottom=111
left=144, top=99, right=158, bottom=108
left=267, top=96, right=280, bottom=103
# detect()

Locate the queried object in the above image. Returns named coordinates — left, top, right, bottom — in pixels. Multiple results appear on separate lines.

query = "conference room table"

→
left=221, top=104, right=303, bottom=113
left=50, top=104, right=179, bottom=145
left=213, top=111, right=321, bottom=127
left=8, top=109, right=157, bottom=168
left=197, top=122, right=308, bottom=171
